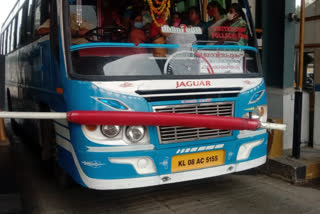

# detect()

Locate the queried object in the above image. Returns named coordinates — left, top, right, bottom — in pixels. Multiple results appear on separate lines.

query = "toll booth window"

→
left=303, top=52, right=315, bottom=92
left=67, top=0, right=259, bottom=78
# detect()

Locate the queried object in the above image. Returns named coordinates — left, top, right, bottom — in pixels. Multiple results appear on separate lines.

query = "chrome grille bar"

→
left=153, top=102, right=234, bottom=144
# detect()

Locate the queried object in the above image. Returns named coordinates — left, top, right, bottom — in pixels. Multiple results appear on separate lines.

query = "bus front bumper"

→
left=57, top=132, right=267, bottom=190
left=81, top=156, right=266, bottom=190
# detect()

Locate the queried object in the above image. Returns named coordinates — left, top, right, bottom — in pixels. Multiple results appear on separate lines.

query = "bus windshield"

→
left=63, top=0, right=260, bottom=79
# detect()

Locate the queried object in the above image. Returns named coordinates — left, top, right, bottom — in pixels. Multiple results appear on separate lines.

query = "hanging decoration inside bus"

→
left=148, top=0, right=171, bottom=27
left=198, top=50, right=245, bottom=74
left=161, top=25, right=202, bottom=35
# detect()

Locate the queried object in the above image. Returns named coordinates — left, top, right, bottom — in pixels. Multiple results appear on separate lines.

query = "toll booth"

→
left=294, top=0, right=320, bottom=149
left=261, top=0, right=296, bottom=150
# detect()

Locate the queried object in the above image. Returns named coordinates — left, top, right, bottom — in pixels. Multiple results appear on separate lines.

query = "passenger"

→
left=129, top=13, right=148, bottom=53
left=122, top=11, right=133, bottom=32
left=142, top=9, right=152, bottom=36
left=206, top=1, right=227, bottom=40
left=171, top=12, right=181, bottom=27
left=111, top=9, right=129, bottom=30
left=149, top=12, right=168, bottom=57
left=37, top=14, right=94, bottom=44
left=188, top=7, right=206, bottom=40
left=221, top=3, right=248, bottom=45
left=123, top=0, right=144, bottom=29
left=142, top=9, right=152, bottom=27
left=109, top=9, right=131, bottom=42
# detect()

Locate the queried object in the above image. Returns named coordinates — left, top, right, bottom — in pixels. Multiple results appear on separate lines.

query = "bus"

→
left=1, top=0, right=273, bottom=190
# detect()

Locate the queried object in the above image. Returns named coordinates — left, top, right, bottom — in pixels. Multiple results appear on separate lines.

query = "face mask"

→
left=227, top=12, right=235, bottom=21
left=134, top=22, right=143, bottom=29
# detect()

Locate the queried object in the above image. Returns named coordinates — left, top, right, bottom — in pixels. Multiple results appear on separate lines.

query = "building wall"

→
left=295, top=0, right=320, bottom=45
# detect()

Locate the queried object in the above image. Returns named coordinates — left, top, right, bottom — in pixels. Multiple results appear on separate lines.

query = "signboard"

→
left=197, top=50, right=245, bottom=74
left=161, top=25, right=202, bottom=35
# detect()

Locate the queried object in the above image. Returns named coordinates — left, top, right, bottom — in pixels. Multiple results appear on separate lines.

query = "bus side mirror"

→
left=288, top=13, right=300, bottom=23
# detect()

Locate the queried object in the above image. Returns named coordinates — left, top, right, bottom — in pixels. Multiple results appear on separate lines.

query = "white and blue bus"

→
left=0, top=0, right=275, bottom=190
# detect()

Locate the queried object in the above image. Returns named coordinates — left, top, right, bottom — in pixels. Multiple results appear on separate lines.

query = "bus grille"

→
left=153, top=102, right=234, bottom=144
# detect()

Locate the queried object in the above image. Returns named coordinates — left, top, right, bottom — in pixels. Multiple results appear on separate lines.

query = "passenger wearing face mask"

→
left=221, top=3, right=248, bottom=45
left=129, top=13, right=148, bottom=53
left=206, top=1, right=227, bottom=41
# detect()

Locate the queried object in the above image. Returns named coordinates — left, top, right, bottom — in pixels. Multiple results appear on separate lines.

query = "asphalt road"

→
left=8, top=132, right=320, bottom=214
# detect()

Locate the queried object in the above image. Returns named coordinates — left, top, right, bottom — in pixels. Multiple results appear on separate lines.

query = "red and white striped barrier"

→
left=0, top=111, right=287, bottom=131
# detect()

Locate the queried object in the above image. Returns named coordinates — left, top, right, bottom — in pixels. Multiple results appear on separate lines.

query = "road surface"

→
left=8, top=131, right=320, bottom=214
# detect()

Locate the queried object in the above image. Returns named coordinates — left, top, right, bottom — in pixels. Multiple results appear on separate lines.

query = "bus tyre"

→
left=39, top=118, right=56, bottom=161
left=37, top=106, right=73, bottom=189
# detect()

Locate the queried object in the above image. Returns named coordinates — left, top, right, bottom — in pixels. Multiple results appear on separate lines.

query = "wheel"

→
left=38, top=117, right=56, bottom=161
left=37, top=105, right=73, bottom=189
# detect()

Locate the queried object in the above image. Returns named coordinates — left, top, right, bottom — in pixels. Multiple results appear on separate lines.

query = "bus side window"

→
left=11, top=18, right=17, bottom=51
left=49, top=0, right=60, bottom=62
left=16, top=9, right=24, bottom=48
left=3, top=30, right=7, bottom=55
left=26, top=0, right=35, bottom=42
left=7, top=25, right=11, bottom=54
left=0, top=34, right=3, bottom=55
left=20, top=2, right=29, bottom=45
left=34, top=1, right=41, bottom=39
left=34, top=0, right=50, bottom=39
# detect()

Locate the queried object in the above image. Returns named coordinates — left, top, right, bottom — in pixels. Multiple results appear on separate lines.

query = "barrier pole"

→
left=0, top=112, right=8, bottom=146
left=0, top=111, right=287, bottom=131
left=292, top=0, right=305, bottom=159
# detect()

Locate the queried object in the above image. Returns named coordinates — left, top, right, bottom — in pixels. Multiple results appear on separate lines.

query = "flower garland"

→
left=148, top=0, right=171, bottom=27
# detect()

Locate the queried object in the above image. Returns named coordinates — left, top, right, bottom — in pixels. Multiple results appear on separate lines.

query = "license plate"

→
left=171, top=150, right=225, bottom=173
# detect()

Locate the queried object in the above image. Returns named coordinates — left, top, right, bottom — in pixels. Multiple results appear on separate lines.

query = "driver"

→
left=37, top=14, right=95, bottom=45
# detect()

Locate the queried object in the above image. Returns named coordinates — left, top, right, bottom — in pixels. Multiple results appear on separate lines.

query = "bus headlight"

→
left=242, top=105, right=267, bottom=123
left=101, top=125, right=122, bottom=138
left=252, top=107, right=262, bottom=120
left=126, top=126, right=145, bottom=143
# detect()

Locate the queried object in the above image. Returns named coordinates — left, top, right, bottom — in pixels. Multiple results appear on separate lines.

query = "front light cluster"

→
left=242, top=105, right=267, bottom=123
left=126, top=126, right=145, bottom=143
left=101, top=125, right=122, bottom=138
left=100, top=125, right=146, bottom=144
